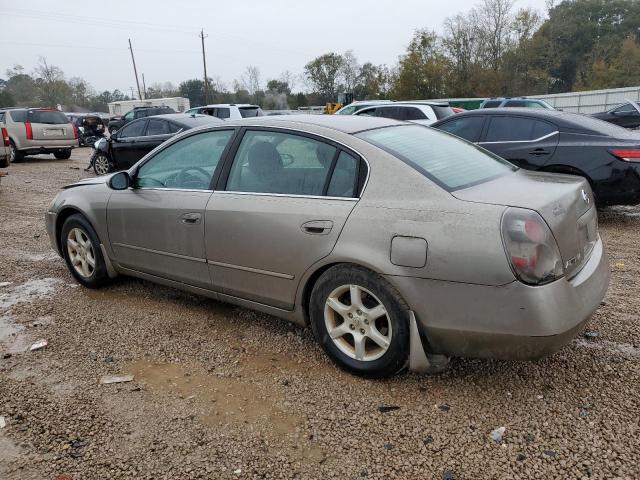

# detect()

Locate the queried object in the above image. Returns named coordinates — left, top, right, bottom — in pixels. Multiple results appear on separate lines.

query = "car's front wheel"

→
left=93, top=153, right=112, bottom=176
left=309, top=264, right=410, bottom=378
left=61, top=214, right=110, bottom=288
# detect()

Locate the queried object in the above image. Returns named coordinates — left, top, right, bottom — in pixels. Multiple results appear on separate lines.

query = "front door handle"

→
left=180, top=212, right=202, bottom=225
left=529, top=148, right=550, bottom=156
left=301, top=220, right=333, bottom=235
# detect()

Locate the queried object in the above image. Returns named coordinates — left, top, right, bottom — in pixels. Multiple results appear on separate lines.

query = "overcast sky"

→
left=0, top=0, right=549, bottom=96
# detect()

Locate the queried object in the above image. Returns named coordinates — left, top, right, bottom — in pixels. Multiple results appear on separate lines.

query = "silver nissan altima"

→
left=45, top=115, right=610, bottom=378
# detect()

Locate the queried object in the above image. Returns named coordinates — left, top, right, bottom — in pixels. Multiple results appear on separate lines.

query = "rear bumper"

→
left=387, top=237, right=610, bottom=359
left=19, top=139, right=76, bottom=153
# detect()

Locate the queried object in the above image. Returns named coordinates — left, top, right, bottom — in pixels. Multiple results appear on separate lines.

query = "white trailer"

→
left=529, top=86, right=640, bottom=114
left=107, top=97, right=190, bottom=116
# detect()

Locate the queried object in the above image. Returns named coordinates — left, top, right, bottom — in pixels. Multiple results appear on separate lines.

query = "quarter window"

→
left=135, top=130, right=234, bottom=190
left=9, top=110, right=27, bottom=122
left=401, top=107, right=428, bottom=121
left=482, top=100, right=502, bottom=109
left=485, top=117, right=556, bottom=142
left=119, top=120, right=146, bottom=138
left=437, top=117, right=485, bottom=142
left=226, top=130, right=340, bottom=196
left=215, top=108, right=231, bottom=119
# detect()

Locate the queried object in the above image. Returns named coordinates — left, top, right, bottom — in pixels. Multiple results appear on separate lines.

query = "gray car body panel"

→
left=46, top=115, right=610, bottom=360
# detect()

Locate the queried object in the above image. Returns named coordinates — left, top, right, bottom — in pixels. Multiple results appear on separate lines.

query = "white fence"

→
left=530, top=86, right=640, bottom=114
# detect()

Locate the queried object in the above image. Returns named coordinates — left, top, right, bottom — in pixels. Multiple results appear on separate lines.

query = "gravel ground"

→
left=0, top=150, right=639, bottom=480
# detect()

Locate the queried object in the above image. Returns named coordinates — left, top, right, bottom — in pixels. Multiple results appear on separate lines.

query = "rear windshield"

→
left=432, top=105, right=454, bottom=119
left=239, top=107, right=264, bottom=118
left=28, top=110, right=69, bottom=124
left=566, top=113, right=639, bottom=138
left=357, top=125, right=516, bottom=191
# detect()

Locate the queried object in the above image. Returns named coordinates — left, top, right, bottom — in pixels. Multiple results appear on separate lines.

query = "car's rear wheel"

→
left=93, top=153, right=112, bottom=176
left=0, top=154, right=8, bottom=168
left=309, top=264, right=410, bottom=378
left=61, top=214, right=110, bottom=288
left=54, top=150, right=72, bottom=160
left=9, top=141, right=23, bottom=162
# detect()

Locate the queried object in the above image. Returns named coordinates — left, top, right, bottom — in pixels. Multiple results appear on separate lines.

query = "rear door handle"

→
left=301, top=220, right=333, bottom=235
left=180, top=212, right=202, bottom=225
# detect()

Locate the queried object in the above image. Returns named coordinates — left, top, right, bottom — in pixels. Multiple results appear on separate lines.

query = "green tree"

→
left=179, top=79, right=206, bottom=107
left=304, top=53, right=345, bottom=102
left=391, top=30, right=451, bottom=100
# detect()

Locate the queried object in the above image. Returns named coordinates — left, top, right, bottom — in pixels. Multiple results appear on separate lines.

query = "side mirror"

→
left=108, top=171, right=130, bottom=190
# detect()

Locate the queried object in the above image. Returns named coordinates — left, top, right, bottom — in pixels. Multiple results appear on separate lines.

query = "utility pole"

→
left=142, top=73, right=147, bottom=100
left=128, top=38, right=143, bottom=100
left=200, top=29, right=210, bottom=104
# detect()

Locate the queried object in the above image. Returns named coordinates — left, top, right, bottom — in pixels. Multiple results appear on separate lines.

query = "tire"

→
left=60, top=214, right=110, bottom=289
left=54, top=150, right=72, bottom=160
left=309, top=264, right=410, bottom=378
left=0, top=154, right=8, bottom=168
left=9, top=141, right=23, bottom=162
left=93, top=153, right=112, bottom=176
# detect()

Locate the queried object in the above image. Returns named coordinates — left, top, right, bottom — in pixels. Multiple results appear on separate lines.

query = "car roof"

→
left=432, top=108, right=639, bottom=137
left=197, top=104, right=260, bottom=108
left=147, top=113, right=224, bottom=124
left=219, top=114, right=401, bottom=134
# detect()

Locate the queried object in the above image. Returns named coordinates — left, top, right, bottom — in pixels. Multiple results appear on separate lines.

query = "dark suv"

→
left=107, top=106, right=175, bottom=134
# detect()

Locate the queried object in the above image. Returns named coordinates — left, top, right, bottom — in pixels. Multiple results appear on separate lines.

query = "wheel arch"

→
left=540, top=164, right=592, bottom=184
left=54, top=207, right=97, bottom=255
left=298, top=260, right=399, bottom=327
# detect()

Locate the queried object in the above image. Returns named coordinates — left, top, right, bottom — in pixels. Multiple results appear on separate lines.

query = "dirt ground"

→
left=0, top=149, right=639, bottom=480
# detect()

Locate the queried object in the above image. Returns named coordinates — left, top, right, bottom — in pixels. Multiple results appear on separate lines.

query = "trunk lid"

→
left=453, top=170, right=598, bottom=278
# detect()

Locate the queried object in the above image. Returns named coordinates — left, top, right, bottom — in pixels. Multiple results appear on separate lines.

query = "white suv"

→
left=1, top=108, right=76, bottom=162
left=354, top=101, right=454, bottom=125
left=185, top=104, right=264, bottom=120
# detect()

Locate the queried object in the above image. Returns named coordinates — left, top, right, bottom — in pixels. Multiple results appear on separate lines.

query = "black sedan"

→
left=92, top=114, right=222, bottom=175
left=431, top=109, right=640, bottom=206
left=591, top=101, right=640, bottom=130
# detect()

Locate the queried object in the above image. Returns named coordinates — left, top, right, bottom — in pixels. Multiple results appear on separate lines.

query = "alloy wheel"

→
left=66, top=227, right=96, bottom=278
left=324, top=284, right=392, bottom=361
left=93, top=154, right=110, bottom=175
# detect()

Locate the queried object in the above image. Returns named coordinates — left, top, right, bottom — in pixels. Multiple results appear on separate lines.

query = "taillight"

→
left=501, top=208, right=564, bottom=285
left=609, top=149, right=640, bottom=162
left=25, top=122, right=33, bottom=140
left=72, top=124, right=78, bottom=139
left=1, top=127, right=9, bottom=146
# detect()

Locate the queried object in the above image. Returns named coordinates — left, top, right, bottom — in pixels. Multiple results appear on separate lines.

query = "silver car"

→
left=45, top=115, right=610, bottom=378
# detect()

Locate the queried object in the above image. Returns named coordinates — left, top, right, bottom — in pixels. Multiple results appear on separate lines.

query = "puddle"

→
left=0, top=278, right=61, bottom=310
left=128, top=361, right=301, bottom=435
left=574, top=338, right=640, bottom=357
left=0, top=278, right=61, bottom=352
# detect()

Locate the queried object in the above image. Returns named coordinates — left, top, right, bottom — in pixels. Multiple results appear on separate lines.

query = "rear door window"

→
left=436, top=116, right=485, bottom=142
left=214, top=108, right=231, bottom=119
left=482, top=100, right=502, bottom=109
left=485, top=117, right=556, bottom=142
left=239, top=107, right=263, bottom=118
left=226, top=130, right=338, bottom=196
left=146, top=119, right=170, bottom=136
left=401, top=107, right=427, bottom=121
left=119, top=119, right=147, bottom=138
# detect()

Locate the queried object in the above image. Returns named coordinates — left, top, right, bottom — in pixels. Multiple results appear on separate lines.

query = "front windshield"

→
left=357, top=125, right=517, bottom=191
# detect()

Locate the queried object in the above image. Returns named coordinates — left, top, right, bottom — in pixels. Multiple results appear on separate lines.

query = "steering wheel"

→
left=175, top=166, right=211, bottom=189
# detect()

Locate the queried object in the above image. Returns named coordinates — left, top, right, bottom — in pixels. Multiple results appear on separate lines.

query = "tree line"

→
left=1, top=0, right=639, bottom=112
